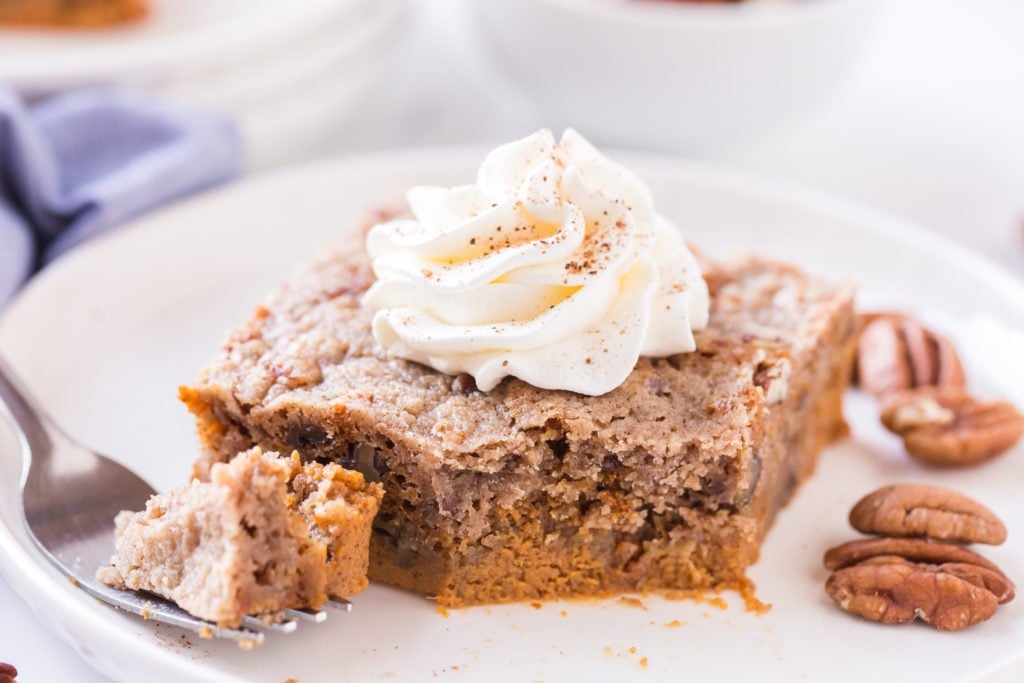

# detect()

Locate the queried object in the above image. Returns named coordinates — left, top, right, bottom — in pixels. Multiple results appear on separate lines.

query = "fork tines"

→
left=232, top=598, right=351, bottom=642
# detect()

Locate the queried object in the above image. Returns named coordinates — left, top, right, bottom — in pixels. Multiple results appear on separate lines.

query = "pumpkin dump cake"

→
left=181, top=130, right=856, bottom=607
left=98, top=447, right=382, bottom=626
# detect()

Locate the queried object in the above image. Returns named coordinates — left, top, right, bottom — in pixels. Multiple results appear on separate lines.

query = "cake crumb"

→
left=665, top=619, right=683, bottom=628
left=738, top=577, right=772, bottom=615
left=237, top=637, right=258, bottom=651
left=663, top=588, right=728, bottom=610
left=618, top=596, right=647, bottom=610
left=603, top=645, right=650, bottom=668
left=704, top=596, right=728, bottom=610
left=437, top=605, right=450, bottom=617
left=560, top=610, right=568, bottom=618
left=662, top=582, right=768, bottom=614
left=530, top=602, right=543, bottom=610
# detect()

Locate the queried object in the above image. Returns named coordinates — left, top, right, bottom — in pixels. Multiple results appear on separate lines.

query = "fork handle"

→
left=0, top=354, right=53, bottom=468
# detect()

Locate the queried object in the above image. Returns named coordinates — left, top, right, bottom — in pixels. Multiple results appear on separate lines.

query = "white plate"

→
left=0, top=0, right=367, bottom=95
left=1, top=151, right=1023, bottom=683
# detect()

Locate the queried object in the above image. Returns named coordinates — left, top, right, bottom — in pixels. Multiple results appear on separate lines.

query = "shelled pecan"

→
left=855, top=314, right=964, bottom=398
left=881, top=388, right=1024, bottom=467
left=826, top=560, right=1000, bottom=631
left=848, top=484, right=1007, bottom=545
left=824, top=537, right=1003, bottom=574
left=824, top=484, right=1014, bottom=631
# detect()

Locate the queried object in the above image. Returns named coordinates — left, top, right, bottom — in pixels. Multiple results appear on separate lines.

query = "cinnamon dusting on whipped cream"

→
left=363, top=129, right=709, bottom=396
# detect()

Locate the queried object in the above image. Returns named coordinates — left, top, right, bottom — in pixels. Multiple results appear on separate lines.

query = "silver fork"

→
left=0, top=355, right=350, bottom=647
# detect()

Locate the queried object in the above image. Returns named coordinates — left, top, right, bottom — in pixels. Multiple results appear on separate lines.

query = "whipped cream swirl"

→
left=363, top=129, right=709, bottom=396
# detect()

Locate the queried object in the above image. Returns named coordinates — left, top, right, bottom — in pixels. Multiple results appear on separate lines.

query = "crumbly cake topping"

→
left=190, top=245, right=851, bottom=473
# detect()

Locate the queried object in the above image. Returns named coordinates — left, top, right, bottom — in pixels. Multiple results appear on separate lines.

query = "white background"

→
left=2, top=0, right=1023, bottom=679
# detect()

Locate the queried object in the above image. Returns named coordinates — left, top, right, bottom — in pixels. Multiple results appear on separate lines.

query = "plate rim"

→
left=1, top=147, right=1023, bottom=682
left=9, top=144, right=1024, bottom=320
left=0, top=0, right=375, bottom=91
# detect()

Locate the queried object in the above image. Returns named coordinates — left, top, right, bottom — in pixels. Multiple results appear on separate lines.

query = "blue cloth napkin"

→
left=0, top=87, right=242, bottom=308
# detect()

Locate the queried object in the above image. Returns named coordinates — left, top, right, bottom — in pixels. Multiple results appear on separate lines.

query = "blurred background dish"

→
left=0, top=0, right=408, bottom=169
left=154, top=0, right=408, bottom=169
left=0, top=0, right=368, bottom=93
left=0, top=0, right=147, bottom=29
left=468, top=0, right=881, bottom=154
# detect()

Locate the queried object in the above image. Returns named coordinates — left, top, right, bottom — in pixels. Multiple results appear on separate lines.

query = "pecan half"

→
left=824, top=537, right=1004, bottom=574
left=826, top=560, right=999, bottom=630
left=855, top=315, right=965, bottom=398
left=0, top=662, right=16, bottom=683
left=853, top=555, right=1014, bottom=604
left=881, top=388, right=1024, bottom=467
left=849, top=484, right=1007, bottom=545
left=938, top=562, right=1016, bottom=604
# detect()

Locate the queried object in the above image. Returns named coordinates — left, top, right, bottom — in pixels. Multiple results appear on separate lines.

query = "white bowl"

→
left=153, top=0, right=402, bottom=114
left=231, top=1, right=409, bottom=170
left=468, top=0, right=881, bottom=154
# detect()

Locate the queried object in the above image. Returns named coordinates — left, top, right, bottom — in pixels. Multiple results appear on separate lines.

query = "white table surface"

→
left=3, top=0, right=1023, bottom=680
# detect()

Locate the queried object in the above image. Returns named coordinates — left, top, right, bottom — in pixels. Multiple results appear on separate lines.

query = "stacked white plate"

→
left=0, top=0, right=408, bottom=169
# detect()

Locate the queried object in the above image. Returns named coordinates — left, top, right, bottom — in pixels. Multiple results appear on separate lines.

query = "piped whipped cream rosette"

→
left=363, top=129, right=709, bottom=396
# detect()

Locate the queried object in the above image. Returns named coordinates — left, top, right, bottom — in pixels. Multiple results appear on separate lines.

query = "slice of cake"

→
left=180, top=130, right=856, bottom=607
left=0, top=0, right=147, bottom=28
left=181, top=252, right=854, bottom=607
left=98, top=447, right=383, bottom=626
